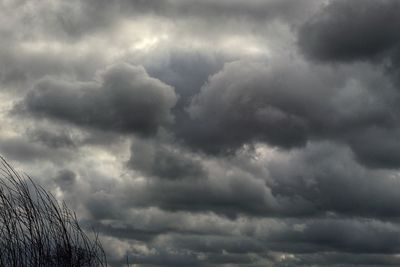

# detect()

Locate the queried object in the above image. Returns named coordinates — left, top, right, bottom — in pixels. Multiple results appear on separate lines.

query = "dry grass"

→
left=0, top=156, right=107, bottom=266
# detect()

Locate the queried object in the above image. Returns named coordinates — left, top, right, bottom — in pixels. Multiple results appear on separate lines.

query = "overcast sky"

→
left=2, top=0, right=400, bottom=266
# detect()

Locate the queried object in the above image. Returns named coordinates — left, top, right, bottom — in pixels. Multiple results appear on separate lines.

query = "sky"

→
left=2, top=0, right=400, bottom=266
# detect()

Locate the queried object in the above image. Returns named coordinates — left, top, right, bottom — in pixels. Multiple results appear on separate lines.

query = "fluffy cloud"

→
left=298, top=0, right=400, bottom=62
left=183, top=59, right=398, bottom=169
left=19, top=63, right=177, bottom=136
left=128, top=139, right=205, bottom=180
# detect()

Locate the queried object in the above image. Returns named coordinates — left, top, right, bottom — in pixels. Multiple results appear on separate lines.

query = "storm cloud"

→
left=19, top=63, right=177, bottom=136
left=2, top=0, right=400, bottom=266
left=298, top=0, right=400, bottom=62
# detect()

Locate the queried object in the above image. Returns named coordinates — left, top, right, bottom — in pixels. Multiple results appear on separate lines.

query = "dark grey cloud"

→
left=279, top=219, right=400, bottom=254
left=0, top=44, right=104, bottom=90
left=54, top=169, right=76, bottom=190
left=298, top=0, right=400, bottom=62
left=50, top=140, right=399, bottom=265
left=268, top=142, right=400, bottom=218
left=348, top=127, right=400, bottom=169
left=116, top=141, right=400, bottom=219
left=0, top=0, right=316, bottom=45
left=124, top=171, right=280, bottom=218
left=294, top=0, right=400, bottom=170
left=182, top=59, right=398, bottom=169
left=91, top=214, right=400, bottom=266
left=182, top=60, right=314, bottom=153
left=0, top=136, right=73, bottom=164
left=70, top=0, right=318, bottom=36
left=3, top=0, right=400, bottom=266
left=128, top=139, right=205, bottom=180
left=290, top=252, right=400, bottom=267
left=26, top=128, right=77, bottom=149
left=18, top=63, right=177, bottom=136
left=0, top=0, right=117, bottom=41
left=139, top=0, right=318, bottom=26
left=134, top=49, right=228, bottom=106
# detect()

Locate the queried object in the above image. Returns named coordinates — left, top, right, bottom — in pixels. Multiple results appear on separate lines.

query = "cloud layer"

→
left=1, top=0, right=400, bottom=266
